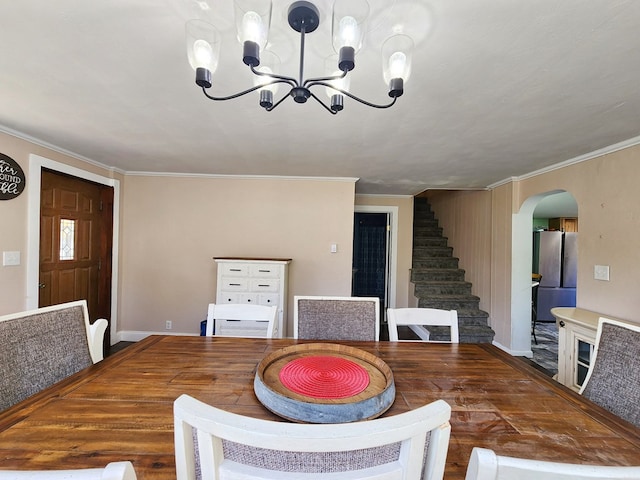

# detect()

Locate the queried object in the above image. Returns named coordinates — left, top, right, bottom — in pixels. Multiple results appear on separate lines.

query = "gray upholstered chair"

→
left=0, top=461, right=136, bottom=479
left=386, top=307, right=459, bottom=343
left=579, top=317, right=640, bottom=428
left=174, top=393, right=451, bottom=480
left=465, top=447, right=640, bottom=480
left=0, top=300, right=108, bottom=411
left=293, top=296, right=380, bottom=341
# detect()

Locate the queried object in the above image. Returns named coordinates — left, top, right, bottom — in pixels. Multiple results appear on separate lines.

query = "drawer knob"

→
left=559, top=320, right=565, bottom=328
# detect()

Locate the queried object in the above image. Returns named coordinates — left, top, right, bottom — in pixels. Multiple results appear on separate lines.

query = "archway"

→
left=511, top=190, right=578, bottom=357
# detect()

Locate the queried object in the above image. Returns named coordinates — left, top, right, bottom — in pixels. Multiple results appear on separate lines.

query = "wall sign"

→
left=0, top=153, right=25, bottom=200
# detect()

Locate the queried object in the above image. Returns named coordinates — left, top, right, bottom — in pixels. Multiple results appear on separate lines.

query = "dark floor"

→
left=524, top=321, right=559, bottom=377
left=105, top=341, right=134, bottom=357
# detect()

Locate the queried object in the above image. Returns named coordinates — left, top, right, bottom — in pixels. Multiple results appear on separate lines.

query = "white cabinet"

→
left=214, top=258, right=291, bottom=338
left=552, top=307, right=631, bottom=392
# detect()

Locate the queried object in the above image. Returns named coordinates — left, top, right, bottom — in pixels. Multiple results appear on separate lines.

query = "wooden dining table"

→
left=0, top=335, right=639, bottom=479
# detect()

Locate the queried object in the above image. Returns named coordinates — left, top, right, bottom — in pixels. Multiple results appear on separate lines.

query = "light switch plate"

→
left=594, top=265, right=610, bottom=281
left=2, top=251, right=20, bottom=266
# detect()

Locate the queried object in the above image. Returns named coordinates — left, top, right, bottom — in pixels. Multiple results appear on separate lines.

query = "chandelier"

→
left=186, top=0, right=414, bottom=114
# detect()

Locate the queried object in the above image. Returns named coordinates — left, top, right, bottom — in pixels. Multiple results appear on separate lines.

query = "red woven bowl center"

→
left=279, top=355, right=370, bottom=399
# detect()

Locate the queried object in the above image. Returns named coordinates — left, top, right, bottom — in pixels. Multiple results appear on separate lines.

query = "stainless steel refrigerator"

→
left=532, top=231, right=577, bottom=321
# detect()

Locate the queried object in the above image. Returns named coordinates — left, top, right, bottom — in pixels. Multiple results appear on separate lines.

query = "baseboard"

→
left=118, top=330, right=200, bottom=342
left=492, top=340, right=533, bottom=358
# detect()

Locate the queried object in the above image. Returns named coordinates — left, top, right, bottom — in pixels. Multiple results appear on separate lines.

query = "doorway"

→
left=510, top=190, right=578, bottom=360
left=26, top=154, right=121, bottom=347
left=530, top=192, right=578, bottom=375
left=39, top=169, right=114, bottom=353
left=352, top=212, right=390, bottom=336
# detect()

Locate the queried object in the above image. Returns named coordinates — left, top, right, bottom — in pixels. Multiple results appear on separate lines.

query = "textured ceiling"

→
left=1, top=0, right=640, bottom=194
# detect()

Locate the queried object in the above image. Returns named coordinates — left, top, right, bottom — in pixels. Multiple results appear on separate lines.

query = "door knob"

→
left=38, top=283, right=46, bottom=289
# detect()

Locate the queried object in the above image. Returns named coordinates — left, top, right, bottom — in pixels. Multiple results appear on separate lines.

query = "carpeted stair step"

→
left=412, top=256, right=460, bottom=269
left=413, top=246, right=454, bottom=258
left=413, top=218, right=440, bottom=228
left=413, top=236, right=449, bottom=247
left=411, top=197, right=495, bottom=343
left=414, top=281, right=472, bottom=296
left=411, top=268, right=466, bottom=282
left=426, top=325, right=495, bottom=343
left=418, top=294, right=482, bottom=311
left=455, top=309, right=490, bottom=326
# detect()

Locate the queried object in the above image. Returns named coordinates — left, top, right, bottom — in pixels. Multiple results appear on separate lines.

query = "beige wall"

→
left=119, top=175, right=356, bottom=337
left=6, top=128, right=639, bottom=349
left=516, top=149, right=640, bottom=323
left=427, top=146, right=640, bottom=353
left=354, top=195, right=414, bottom=308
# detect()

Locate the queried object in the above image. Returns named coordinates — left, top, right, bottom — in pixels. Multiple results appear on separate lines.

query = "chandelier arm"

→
left=249, top=66, right=298, bottom=88
left=307, top=91, right=339, bottom=115
left=302, top=70, right=347, bottom=88
left=201, top=80, right=293, bottom=102
left=264, top=89, right=295, bottom=112
left=306, top=81, right=399, bottom=109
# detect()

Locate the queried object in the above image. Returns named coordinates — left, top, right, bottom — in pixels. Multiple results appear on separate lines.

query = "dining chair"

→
left=386, top=308, right=459, bottom=343
left=579, top=317, right=640, bottom=428
left=293, top=296, right=380, bottom=341
left=174, top=393, right=452, bottom=480
left=0, top=300, right=108, bottom=411
left=205, top=303, right=279, bottom=338
left=464, top=447, right=640, bottom=480
left=0, top=461, right=137, bottom=479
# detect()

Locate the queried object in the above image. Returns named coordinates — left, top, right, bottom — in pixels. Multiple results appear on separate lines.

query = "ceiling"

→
left=1, top=0, right=640, bottom=195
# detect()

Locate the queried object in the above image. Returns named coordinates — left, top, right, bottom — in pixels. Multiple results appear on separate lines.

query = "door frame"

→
left=509, top=189, right=571, bottom=356
left=26, top=154, right=121, bottom=345
left=353, top=205, right=398, bottom=310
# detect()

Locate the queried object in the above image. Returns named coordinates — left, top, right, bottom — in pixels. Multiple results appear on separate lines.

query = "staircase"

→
left=411, top=197, right=495, bottom=343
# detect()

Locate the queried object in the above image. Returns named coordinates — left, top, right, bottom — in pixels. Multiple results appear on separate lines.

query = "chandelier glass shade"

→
left=186, top=0, right=414, bottom=114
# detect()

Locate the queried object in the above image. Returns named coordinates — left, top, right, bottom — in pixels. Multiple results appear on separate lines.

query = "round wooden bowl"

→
left=254, top=343, right=395, bottom=423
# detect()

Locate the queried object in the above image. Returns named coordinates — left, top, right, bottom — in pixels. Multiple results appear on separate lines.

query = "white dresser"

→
left=214, top=257, right=291, bottom=338
left=552, top=307, right=635, bottom=392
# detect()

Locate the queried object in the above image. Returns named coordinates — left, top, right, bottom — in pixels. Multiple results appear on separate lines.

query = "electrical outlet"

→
left=165, top=320, right=172, bottom=330
left=594, top=265, right=610, bottom=281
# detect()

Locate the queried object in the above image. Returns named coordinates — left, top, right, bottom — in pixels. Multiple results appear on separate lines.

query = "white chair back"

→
left=465, top=447, right=640, bottom=480
left=387, top=308, right=459, bottom=343
left=205, top=303, right=278, bottom=338
left=579, top=317, right=640, bottom=427
left=293, top=296, right=380, bottom=341
left=174, top=393, right=451, bottom=480
left=0, top=461, right=136, bottom=479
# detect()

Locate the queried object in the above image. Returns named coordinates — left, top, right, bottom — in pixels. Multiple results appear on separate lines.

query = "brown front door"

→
left=39, top=169, right=114, bottom=350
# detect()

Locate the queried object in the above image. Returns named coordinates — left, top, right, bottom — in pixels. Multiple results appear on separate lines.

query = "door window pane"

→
left=59, top=219, right=75, bottom=260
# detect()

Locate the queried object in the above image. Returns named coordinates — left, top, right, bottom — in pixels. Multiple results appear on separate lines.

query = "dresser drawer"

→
left=258, top=293, right=280, bottom=307
left=238, top=293, right=259, bottom=304
left=250, top=279, right=280, bottom=292
left=249, top=264, right=281, bottom=278
left=220, top=277, right=249, bottom=291
left=219, top=264, right=250, bottom=277
left=218, top=293, right=240, bottom=303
